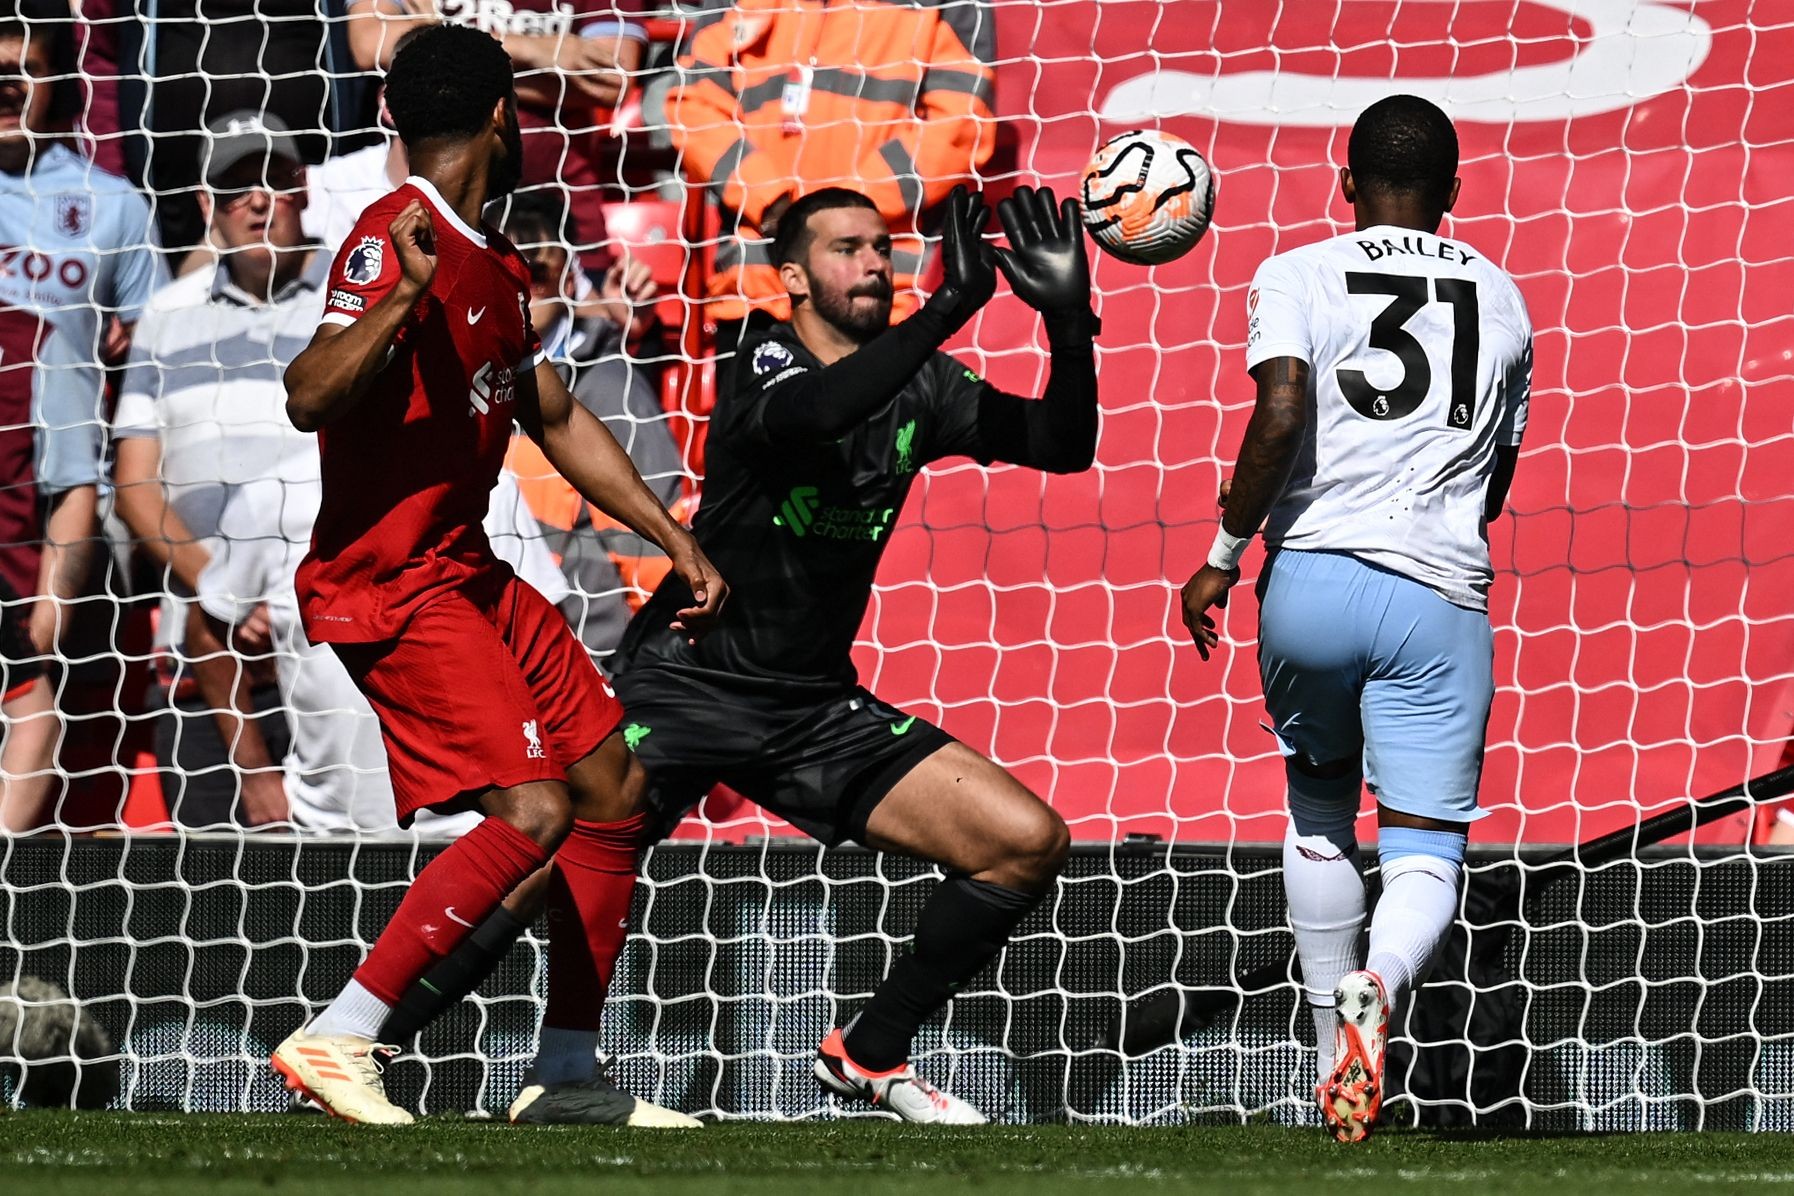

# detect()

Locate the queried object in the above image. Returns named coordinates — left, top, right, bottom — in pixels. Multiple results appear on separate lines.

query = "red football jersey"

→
left=296, top=176, right=544, bottom=645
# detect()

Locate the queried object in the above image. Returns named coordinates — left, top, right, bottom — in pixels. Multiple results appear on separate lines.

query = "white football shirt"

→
left=1244, top=225, right=1533, bottom=611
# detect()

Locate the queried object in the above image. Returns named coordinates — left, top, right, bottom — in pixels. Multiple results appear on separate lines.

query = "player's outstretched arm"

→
left=1179, top=355, right=1309, bottom=659
left=962, top=184, right=1099, bottom=474
left=518, top=360, right=728, bottom=637
left=284, top=201, right=436, bottom=433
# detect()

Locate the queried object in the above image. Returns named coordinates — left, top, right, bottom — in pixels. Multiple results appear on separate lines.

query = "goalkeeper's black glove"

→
left=995, top=185, right=1101, bottom=347
left=922, top=185, right=997, bottom=336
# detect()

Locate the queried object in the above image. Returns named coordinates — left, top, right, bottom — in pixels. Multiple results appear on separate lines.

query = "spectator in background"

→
left=504, top=191, right=671, bottom=483
left=112, top=113, right=328, bottom=828
left=68, top=0, right=128, bottom=176
left=666, top=0, right=997, bottom=366
left=497, top=191, right=682, bottom=665
left=114, top=0, right=338, bottom=258
left=112, top=112, right=563, bottom=830
left=0, top=0, right=166, bottom=832
left=302, top=87, right=409, bottom=254
left=343, top=0, right=647, bottom=266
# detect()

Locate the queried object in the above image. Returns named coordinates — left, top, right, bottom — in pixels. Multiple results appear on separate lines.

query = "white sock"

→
left=1283, top=824, right=1366, bottom=1083
left=532, top=1025, right=602, bottom=1085
left=1366, top=852, right=1463, bottom=1012
left=308, top=979, right=392, bottom=1042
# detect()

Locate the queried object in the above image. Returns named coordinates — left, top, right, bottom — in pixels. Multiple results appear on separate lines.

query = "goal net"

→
left=5, top=0, right=1794, bottom=1128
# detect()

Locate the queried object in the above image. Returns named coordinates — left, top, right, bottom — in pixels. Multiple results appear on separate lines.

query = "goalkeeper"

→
left=608, top=184, right=1100, bottom=1123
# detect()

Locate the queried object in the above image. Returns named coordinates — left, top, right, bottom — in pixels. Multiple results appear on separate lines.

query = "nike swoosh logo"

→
left=444, top=906, right=476, bottom=928
left=467, top=307, right=485, bottom=324
left=890, top=716, right=917, bottom=736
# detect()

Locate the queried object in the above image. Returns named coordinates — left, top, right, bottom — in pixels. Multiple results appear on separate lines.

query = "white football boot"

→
left=1321, top=970, right=1390, bottom=1143
left=814, top=1028, right=986, bottom=1125
left=271, top=1028, right=413, bottom=1125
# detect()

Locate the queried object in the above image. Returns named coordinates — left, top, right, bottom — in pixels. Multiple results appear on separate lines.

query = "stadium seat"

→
left=600, top=198, right=697, bottom=332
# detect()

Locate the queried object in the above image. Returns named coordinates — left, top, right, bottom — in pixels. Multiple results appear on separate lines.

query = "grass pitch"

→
left=5, top=1112, right=1794, bottom=1195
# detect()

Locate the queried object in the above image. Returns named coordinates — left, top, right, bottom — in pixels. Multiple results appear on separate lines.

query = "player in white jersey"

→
left=0, top=1, right=165, bottom=831
left=1179, top=95, right=1533, bottom=1143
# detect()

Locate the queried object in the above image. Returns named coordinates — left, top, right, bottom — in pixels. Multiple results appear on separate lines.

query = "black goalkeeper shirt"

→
left=617, top=315, right=1098, bottom=695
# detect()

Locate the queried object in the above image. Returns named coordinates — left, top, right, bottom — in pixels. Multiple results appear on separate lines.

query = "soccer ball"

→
left=1080, top=129, right=1217, bottom=265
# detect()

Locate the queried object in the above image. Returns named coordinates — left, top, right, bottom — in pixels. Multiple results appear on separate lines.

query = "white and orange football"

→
left=1080, top=129, right=1216, bottom=265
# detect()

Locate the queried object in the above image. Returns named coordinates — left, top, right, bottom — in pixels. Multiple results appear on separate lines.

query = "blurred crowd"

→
left=0, top=0, right=999, bottom=835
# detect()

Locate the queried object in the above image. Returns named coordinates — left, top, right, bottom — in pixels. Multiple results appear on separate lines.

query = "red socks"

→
left=353, top=816, right=549, bottom=1005
left=352, top=814, right=645, bottom=1032
left=543, top=814, right=647, bottom=1032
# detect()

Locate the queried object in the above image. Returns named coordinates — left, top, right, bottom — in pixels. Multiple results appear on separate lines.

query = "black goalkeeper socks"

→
left=841, top=874, right=1041, bottom=1072
left=379, top=906, right=530, bottom=1044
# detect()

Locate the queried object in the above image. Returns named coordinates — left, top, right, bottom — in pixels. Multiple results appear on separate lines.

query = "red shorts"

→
left=330, top=574, right=622, bottom=823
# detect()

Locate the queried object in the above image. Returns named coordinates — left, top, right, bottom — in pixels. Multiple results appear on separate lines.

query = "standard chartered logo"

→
left=468, top=360, right=515, bottom=416
left=772, top=486, right=895, bottom=542
left=774, top=486, right=822, bottom=535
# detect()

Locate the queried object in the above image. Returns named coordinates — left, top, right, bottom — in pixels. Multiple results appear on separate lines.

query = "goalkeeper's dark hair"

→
left=384, top=22, right=515, bottom=148
left=1348, top=94, right=1459, bottom=212
left=771, top=188, right=882, bottom=268
left=0, top=0, right=79, bottom=124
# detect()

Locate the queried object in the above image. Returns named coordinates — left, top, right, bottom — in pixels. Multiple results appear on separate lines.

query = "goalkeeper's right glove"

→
left=923, top=185, right=998, bottom=336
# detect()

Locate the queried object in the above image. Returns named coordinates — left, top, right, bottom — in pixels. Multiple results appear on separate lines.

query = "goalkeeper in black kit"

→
left=611, top=184, right=1101, bottom=1123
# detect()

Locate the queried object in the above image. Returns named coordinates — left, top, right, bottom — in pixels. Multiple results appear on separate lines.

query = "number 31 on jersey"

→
left=1340, top=272, right=1479, bottom=429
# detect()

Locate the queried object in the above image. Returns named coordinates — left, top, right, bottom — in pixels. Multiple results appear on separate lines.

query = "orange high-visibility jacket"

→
left=667, top=0, right=998, bottom=321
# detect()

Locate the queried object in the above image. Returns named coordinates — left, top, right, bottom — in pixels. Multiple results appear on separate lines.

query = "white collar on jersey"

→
left=403, top=174, right=487, bottom=249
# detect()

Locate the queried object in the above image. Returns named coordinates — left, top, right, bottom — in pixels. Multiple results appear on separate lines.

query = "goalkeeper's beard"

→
left=812, top=278, right=894, bottom=344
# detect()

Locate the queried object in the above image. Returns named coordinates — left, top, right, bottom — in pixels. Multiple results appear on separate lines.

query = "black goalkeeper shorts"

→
left=611, top=665, right=955, bottom=846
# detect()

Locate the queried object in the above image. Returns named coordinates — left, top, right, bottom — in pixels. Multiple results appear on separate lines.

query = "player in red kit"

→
left=268, top=23, right=726, bottom=1126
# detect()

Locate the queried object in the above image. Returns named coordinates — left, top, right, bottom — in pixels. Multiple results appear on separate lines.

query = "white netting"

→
left=3, top=0, right=1794, bottom=1128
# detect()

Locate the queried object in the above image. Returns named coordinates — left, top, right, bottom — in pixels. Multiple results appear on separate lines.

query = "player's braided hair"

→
left=385, top=22, right=515, bottom=148
left=1348, top=94, right=1459, bottom=212
left=771, top=187, right=882, bottom=268
left=0, top=0, right=80, bottom=125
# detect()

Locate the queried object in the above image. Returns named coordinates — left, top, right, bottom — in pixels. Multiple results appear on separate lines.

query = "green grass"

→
left=5, top=1113, right=1794, bottom=1195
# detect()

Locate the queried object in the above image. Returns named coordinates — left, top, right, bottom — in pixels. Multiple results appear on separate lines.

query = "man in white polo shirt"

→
left=113, top=110, right=566, bottom=832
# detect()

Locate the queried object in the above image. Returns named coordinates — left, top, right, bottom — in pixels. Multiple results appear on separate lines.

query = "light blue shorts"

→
left=1256, top=549, right=1494, bottom=823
